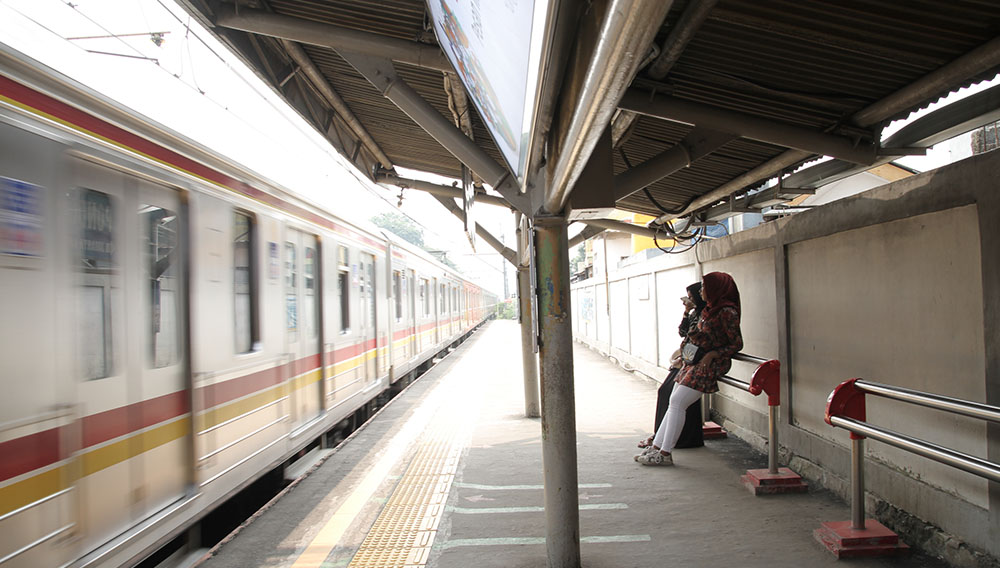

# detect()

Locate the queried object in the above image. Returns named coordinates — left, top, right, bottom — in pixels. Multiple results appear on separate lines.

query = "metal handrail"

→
left=853, top=379, right=1000, bottom=424
left=717, top=375, right=751, bottom=391
left=829, top=416, right=1000, bottom=484
left=824, top=378, right=1000, bottom=530
left=732, top=352, right=769, bottom=366
left=715, top=353, right=781, bottom=474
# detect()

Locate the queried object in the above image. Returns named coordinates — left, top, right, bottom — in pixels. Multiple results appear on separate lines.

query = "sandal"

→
left=637, top=436, right=654, bottom=448
left=637, top=451, right=673, bottom=466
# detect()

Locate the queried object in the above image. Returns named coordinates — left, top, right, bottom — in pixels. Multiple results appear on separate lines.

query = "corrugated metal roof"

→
left=178, top=0, right=1000, bottom=218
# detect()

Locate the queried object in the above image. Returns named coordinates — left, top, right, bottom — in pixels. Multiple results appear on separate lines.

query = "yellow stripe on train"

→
left=0, top=417, right=189, bottom=517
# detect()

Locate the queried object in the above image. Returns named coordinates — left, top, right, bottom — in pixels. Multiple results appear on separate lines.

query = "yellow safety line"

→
left=290, top=348, right=483, bottom=568
left=288, top=408, right=436, bottom=568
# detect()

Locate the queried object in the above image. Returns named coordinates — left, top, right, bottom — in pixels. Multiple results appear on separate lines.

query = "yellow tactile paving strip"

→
left=348, top=424, right=463, bottom=567
left=347, top=355, right=481, bottom=568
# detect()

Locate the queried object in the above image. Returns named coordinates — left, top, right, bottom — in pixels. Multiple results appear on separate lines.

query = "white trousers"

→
left=651, top=383, right=703, bottom=452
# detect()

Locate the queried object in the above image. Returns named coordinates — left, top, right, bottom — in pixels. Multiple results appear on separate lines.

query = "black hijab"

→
left=687, top=282, right=707, bottom=315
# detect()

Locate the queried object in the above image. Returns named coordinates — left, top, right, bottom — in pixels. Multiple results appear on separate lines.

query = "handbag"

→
left=681, top=342, right=704, bottom=364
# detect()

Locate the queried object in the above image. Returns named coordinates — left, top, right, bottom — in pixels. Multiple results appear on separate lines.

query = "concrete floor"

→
left=196, top=320, right=948, bottom=568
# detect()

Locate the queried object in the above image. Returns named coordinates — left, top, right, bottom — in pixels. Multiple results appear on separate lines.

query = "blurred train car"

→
left=0, top=44, right=495, bottom=567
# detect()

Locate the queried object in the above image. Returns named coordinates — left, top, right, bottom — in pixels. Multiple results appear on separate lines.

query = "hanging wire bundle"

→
left=642, top=188, right=728, bottom=254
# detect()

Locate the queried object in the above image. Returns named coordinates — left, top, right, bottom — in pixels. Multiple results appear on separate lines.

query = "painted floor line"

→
left=438, top=535, right=651, bottom=549
left=288, top=366, right=468, bottom=568
left=448, top=503, right=628, bottom=514
left=453, top=482, right=613, bottom=491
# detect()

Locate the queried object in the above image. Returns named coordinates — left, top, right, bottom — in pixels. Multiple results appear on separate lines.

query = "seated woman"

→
left=637, top=282, right=706, bottom=452
left=636, top=272, right=743, bottom=466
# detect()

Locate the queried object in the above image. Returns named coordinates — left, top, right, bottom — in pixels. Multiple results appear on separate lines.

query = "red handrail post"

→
left=741, top=359, right=808, bottom=495
left=814, top=379, right=908, bottom=558
left=825, top=378, right=866, bottom=439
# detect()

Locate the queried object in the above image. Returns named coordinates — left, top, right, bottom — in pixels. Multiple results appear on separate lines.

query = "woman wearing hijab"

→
left=636, top=272, right=743, bottom=466
left=637, top=282, right=706, bottom=451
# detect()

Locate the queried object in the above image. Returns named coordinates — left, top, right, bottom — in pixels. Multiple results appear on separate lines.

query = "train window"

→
left=304, top=247, right=315, bottom=292
left=305, top=245, right=317, bottom=338
left=440, top=283, right=446, bottom=314
left=365, top=258, right=375, bottom=326
left=234, top=211, right=258, bottom=353
left=285, top=242, right=297, bottom=336
left=338, top=245, right=350, bottom=333
left=393, top=270, right=402, bottom=321
left=420, top=278, right=429, bottom=316
left=80, top=189, right=115, bottom=380
left=403, top=270, right=417, bottom=319
left=142, top=203, right=179, bottom=368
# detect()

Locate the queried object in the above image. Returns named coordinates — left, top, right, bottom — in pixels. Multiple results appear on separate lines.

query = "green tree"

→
left=496, top=298, right=517, bottom=320
left=370, top=211, right=425, bottom=248
left=570, top=244, right=586, bottom=273
left=371, top=211, right=462, bottom=273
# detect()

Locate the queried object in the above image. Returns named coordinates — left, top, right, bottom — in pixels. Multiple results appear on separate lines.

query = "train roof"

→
left=0, top=41, right=480, bottom=289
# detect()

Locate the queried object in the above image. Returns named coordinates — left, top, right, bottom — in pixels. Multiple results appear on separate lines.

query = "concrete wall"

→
left=570, top=149, right=1000, bottom=561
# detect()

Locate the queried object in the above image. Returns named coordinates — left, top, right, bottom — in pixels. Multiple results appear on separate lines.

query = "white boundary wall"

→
left=571, top=150, right=1000, bottom=558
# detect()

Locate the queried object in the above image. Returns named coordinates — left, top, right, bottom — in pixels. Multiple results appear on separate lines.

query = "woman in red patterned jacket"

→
left=636, top=272, right=743, bottom=466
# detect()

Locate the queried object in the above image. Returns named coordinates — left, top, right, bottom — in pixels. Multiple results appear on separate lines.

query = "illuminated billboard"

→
left=428, top=0, right=549, bottom=186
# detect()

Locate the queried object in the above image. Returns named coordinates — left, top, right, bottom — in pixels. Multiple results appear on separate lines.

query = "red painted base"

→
left=740, top=467, right=808, bottom=495
left=813, top=520, right=910, bottom=558
left=702, top=421, right=727, bottom=439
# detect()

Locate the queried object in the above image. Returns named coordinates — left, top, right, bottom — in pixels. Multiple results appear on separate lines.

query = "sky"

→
left=0, top=0, right=516, bottom=296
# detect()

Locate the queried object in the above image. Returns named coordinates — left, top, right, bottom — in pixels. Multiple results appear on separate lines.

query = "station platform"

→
left=194, top=321, right=946, bottom=568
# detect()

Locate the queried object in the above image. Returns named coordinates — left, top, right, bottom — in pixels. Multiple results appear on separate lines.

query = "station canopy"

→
left=175, top=0, right=1000, bottom=225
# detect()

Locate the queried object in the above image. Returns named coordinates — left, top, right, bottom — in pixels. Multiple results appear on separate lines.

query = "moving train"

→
left=0, top=45, right=495, bottom=567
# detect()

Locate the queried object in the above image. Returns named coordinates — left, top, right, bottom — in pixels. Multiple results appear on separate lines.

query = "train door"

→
left=419, top=277, right=429, bottom=354
left=407, top=269, right=416, bottom=359
left=359, top=252, right=377, bottom=385
left=72, top=159, right=188, bottom=552
left=284, top=229, right=322, bottom=432
left=433, top=277, right=440, bottom=344
left=392, top=268, right=406, bottom=362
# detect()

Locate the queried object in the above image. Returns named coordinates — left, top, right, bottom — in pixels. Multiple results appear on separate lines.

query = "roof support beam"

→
left=568, top=225, right=606, bottom=249
left=647, top=0, right=719, bottom=79
left=544, top=0, right=674, bottom=215
left=280, top=39, right=394, bottom=171
left=430, top=194, right=517, bottom=265
left=610, top=0, right=718, bottom=148
left=771, top=83, right=1000, bottom=195
left=656, top=35, right=1000, bottom=223
left=578, top=218, right=657, bottom=239
left=375, top=173, right=511, bottom=209
left=850, top=36, right=1000, bottom=128
left=613, top=127, right=737, bottom=201
left=339, top=52, right=530, bottom=214
left=619, top=90, right=878, bottom=165
left=659, top=149, right=812, bottom=222
left=213, top=4, right=452, bottom=72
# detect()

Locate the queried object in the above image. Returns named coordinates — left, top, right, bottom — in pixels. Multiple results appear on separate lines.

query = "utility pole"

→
left=502, top=232, right=509, bottom=298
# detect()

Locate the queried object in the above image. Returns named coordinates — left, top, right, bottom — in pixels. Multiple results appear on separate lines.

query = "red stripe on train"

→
left=0, top=428, right=60, bottom=484
left=0, top=75, right=387, bottom=250
left=82, top=390, right=190, bottom=448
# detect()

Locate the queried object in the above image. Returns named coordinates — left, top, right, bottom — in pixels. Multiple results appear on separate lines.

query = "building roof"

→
left=175, top=0, right=1000, bottom=222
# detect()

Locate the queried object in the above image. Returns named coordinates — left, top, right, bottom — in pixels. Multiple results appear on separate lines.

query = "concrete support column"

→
left=518, top=215, right=540, bottom=418
left=533, top=216, right=581, bottom=568
left=976, top=160, right=1000, bottom=557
